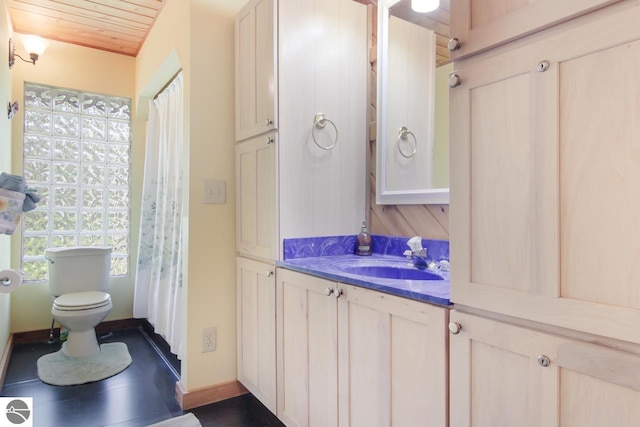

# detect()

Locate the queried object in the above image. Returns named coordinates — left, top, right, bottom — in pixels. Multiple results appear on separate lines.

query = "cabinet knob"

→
left=325, top=287, right=334, bottom=296
left=333, top=288, right=343, bottom=298
left=265, top=118, right=273, bottom=126
left=448, top=37, right=461, bottom=52
left=266, top=270, right=274, bottom=277
left=537, top=60, right=550, bottom=72
left=266, top=136, right=274, bottom=144
left=537, top=355, right=551, bottom=367
left=448, top=73, right=462, bottom=88
left=448, top=322, right=462, bottom=334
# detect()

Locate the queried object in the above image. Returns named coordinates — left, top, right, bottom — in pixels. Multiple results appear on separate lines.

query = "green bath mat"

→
left=37, top=342, right=132, bottom=386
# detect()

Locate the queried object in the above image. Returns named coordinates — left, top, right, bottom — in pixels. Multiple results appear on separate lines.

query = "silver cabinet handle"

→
left=265, top=118, right=273, bottom=126
left=266, top=270, right=274, bottom=277
left=325, top=287, right=334, bottom=296
left=538, top=355, right=551, bottom=367
left=266, top=136, right=274, bottom=144
left=537, top=60, right=550, bottom=72
left=448, top=322, right=462, bottom=334
left=448, top=37, right=461, bottom=52
left=448, top=73, right=461, bottom=88
left=333, top=288, right=343, bottom=298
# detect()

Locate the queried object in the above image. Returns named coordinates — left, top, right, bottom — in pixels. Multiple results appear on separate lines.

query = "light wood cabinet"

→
left=235, top=133, right=277, bottom=260
left=449, top=0, right=620, bottom=60
left=235, top=0, right=277, bottom=141
left=276, top=269, right=339, bottom=427
left=236, top=257, right=277, bottom=413
left=277, top=0, right=367, bottom=251
left=449, top=311, right=640, bottom=427
left=340, top=284, right=448, bottom=427
left=450, top=1, right=640, bottom=345
left=235, top=0, right=367, bottom=258
left=276, top=268, right=448, bottom=427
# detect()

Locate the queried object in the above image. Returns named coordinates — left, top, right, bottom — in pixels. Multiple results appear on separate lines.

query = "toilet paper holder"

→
left=0, top=269, right=23, bottom=291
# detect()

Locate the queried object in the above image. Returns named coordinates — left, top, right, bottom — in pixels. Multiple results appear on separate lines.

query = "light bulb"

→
left=411, top=0, right=440, bottom=13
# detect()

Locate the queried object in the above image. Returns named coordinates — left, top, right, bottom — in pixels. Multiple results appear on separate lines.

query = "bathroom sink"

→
left=330, top=260, right=444, bottom=281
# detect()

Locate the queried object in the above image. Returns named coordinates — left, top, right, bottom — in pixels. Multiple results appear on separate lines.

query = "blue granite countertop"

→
left=277, top=235, right=451, bottom=306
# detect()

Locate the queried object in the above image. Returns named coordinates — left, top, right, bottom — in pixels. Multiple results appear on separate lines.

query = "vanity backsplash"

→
left=283, top=234, right=449, bottom=261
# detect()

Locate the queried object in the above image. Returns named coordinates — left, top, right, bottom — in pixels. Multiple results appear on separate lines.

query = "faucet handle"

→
left=407, top=236, right=424, bottom=253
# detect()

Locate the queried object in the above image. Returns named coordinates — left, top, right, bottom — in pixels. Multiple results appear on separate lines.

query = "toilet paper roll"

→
left=0, top=269, right=23, bottom=293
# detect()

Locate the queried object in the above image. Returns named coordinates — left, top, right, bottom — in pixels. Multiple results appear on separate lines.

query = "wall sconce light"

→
left=411, top=0, right=440, bottom=13
left=8, top=35, right=49, bottom=68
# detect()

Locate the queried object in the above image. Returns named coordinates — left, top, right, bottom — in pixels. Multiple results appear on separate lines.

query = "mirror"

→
left=376, top=0, right=450, bottom=204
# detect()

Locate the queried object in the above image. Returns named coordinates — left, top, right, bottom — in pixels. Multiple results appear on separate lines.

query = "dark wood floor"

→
left=1, top=327, right=284, bottom=427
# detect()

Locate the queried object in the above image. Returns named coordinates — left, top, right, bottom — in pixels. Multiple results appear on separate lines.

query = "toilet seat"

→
left=53, top=291, right=111, bottom=311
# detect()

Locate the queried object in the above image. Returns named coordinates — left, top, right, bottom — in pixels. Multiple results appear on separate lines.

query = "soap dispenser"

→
left=356, top=220, right=372, bottom=256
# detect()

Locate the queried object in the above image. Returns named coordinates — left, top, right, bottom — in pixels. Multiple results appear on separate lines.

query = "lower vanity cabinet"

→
left=276, top=268, right=448, bottom=427
left=236, top=257, right=277, bottom=413
left=276, top=269, right=339, bottom=426
left=449, top=311, right=640, bottom=427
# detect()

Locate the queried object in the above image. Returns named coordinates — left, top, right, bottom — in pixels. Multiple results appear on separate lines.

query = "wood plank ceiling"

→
left=7, top=0, right=166, bottom=57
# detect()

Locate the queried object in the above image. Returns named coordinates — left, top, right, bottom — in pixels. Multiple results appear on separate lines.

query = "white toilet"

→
left=45, top=246, right=113, bottom=358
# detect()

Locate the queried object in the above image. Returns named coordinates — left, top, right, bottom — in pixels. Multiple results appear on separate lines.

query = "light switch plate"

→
left=203, top=180, right=226, bottom=204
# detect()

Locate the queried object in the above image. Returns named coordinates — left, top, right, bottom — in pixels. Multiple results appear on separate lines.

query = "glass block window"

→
left=22, top=83, right=132, bottom=282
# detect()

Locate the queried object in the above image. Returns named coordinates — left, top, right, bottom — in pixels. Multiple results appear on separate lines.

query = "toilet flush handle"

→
left=44, top=255, right=55, bottom=264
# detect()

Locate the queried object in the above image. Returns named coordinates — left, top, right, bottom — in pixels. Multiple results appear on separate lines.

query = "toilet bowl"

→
left=52, top=291, right=113, bottom=357
left=45, top=246, right=113, bottom=358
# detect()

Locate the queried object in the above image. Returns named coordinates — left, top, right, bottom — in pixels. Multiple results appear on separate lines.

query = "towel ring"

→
left=312, top=113, right=338, bottom=150
left=397, top=126, right=417, bottom=158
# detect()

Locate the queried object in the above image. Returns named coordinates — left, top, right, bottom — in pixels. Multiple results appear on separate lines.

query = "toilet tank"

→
left=45, top=246, right=113, bottom=296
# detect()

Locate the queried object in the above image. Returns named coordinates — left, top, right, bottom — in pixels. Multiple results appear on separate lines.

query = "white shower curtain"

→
left=134, top=72, right=184, bottom=359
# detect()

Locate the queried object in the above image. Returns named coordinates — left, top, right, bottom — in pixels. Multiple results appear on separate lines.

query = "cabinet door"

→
left=450, top=1, right=640, bottom=344
left=338, top=286, right=448, bottom=427
left=277, top=0, right=367, bottom=247
left=236, top=133, right=276, bottom=260
left=235, top=0, right=277, bottom=141
left=236, top=257, right=276, bottom=413
left=449, top=311, right=640, bottom=427
left=449, top=0, right=620, bottom=60
left=276, top=269, right=339, bottom=427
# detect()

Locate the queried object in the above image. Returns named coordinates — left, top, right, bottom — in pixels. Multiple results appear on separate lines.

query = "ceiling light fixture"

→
left=8, top=35, right=49, bottom=68
left=411, top=0, right=440, bottom=13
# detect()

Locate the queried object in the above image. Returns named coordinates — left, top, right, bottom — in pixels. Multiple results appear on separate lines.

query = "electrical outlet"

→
left=202, top=327, right=217, bottom=353
left=203, top=180, right=226, bottom=204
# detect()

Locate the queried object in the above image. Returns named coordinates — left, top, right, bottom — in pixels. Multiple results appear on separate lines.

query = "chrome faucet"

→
left=404, top=236, right=430, bottom=270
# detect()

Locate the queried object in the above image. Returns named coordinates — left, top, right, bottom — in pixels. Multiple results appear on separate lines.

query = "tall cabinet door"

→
left=449, top=311, right=640, bottom=427
left=449, top=0, right=620, bottom=59
left=276, top=269, right=339, bottom=427
left=277, top=0, right=367, bottom=250
left=236, top=133, right=276, bottom=260
left=236, top=257, right=276, bottom=413
left=338, top=286, right=448, bottom=427
left=450, top=1, right=640, bottom=345
left=235, top=0, right=277, bottom=141
left=449, top=24, right=559, bottom=319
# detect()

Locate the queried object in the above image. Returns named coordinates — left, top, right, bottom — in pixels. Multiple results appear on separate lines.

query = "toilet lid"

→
left=54, top=291, right=111, bottom=311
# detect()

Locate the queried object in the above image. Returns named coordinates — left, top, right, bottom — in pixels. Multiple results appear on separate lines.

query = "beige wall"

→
left=136, top=0, right=238, bottom=392
left=9, top=39, right=138, bottom=332
left=184, top=0, right=237, bottom=392
left=433, top=63, right=452, bottom=189
left=0, top=0, right=13, bottom=362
